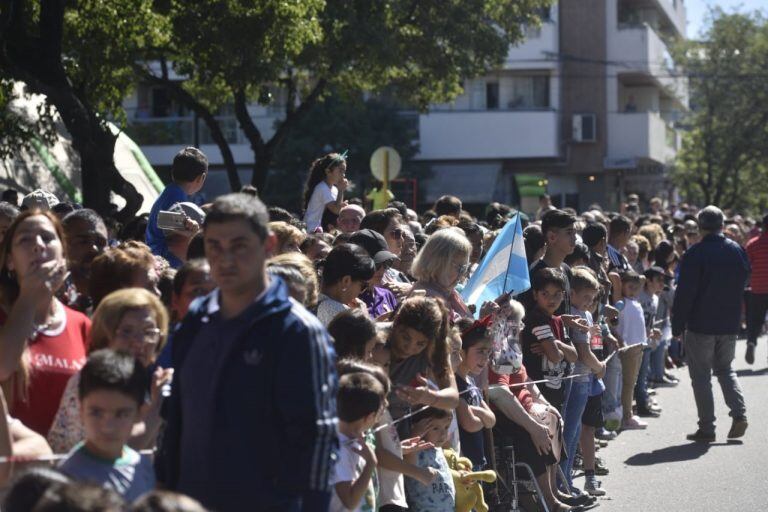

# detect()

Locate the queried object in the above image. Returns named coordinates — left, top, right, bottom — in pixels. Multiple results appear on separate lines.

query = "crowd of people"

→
left=0, top=146, right=759, bottom=512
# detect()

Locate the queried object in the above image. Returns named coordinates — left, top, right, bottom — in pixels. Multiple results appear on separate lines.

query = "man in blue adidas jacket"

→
left=156, top=193, right=338, bottom=511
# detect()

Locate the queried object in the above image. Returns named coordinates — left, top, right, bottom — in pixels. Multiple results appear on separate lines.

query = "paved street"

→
left=573, top=338, right=768, bottom=511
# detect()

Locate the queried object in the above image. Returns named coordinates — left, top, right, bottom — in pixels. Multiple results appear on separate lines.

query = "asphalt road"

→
left=573, top=338, right=768, bottom=511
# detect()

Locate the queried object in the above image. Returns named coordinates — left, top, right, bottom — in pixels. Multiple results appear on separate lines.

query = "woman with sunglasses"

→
left=47, top=288, right=171, bottom=454
left=316, top=243, right=375, bottom=326
left=360, top=208, right=405, bottom=257
left=410, top=227, right=491, bottom=320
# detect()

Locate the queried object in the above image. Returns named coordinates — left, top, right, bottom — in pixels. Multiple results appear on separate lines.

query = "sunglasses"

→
left=376, top=260, right=394, bottom=271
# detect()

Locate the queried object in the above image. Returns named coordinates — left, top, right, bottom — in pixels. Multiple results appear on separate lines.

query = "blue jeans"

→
left=650, top=339, right=669, bottom=381
left=601, top=354, right=622, bottom=415
left=634, top=347, right=652, bottom=406
left=669, top=337, right=683, bottom=361
left=559, top=380, right=590, bottom=489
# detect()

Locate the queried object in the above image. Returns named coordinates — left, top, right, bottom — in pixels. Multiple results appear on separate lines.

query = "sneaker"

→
left=573, top=453, right=583, bottom=470
left=559, top=492, right=595, bottom=507
left=622, top=416, right=648, bottom=430
left=584, top=474, right=607, bottom=496
left=595, top=457, right=609, bottom=476
left=686, top=429, right=715, bottom=443
left=728, top=417, right=748, bottom=439
left=663, top=371, right=679, bottom=383
left=596, top=439, right=608, bottom=448
left=595, top=428, right=618, bottom=441
left=746, top=343, right=755, bottom=365
left=637, top=406, right=661, bottom=418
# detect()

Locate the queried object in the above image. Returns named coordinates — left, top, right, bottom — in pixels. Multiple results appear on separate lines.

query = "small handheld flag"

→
left=461, top=213, right=530, bottom=317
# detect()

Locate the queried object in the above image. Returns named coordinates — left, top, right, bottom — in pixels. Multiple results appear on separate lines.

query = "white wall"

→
left=504, top=7, right=559, bottom=71
left=607, top=112, right=675, bottom=164
left=417, top=111, right=559, bottom=160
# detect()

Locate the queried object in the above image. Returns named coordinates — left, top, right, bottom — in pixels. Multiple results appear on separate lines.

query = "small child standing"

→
left=617, top=271, right=649, bottom=430
left=454, top=317, right=497, bottom=470
left=404, top=408, right=456, bottom=511
left=330, top=372, right=385, bottom=512
left=635, top=267, right=665, bottom=417
left=522, top=268, right=579, bottom=413
left=59, top=349, right=155, bottom=502
left=559, top=267, right=606, bottom=495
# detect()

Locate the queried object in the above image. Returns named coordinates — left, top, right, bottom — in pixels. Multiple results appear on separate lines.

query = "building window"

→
left=486, top=82, right=500, bottom=110
left=508, top=76, right=550, bottom=109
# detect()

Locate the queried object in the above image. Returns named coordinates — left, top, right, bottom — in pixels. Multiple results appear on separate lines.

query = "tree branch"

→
left=266, top=77, right=327, bottom=152
left=233, top=88, right=265, bottom=154
left=39, top=0, right=65, bottom=63
left=139, top=66, right=243, bottom=191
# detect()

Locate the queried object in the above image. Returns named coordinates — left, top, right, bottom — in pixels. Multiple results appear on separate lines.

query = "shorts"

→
left=582, top=393, right=604, bottom=428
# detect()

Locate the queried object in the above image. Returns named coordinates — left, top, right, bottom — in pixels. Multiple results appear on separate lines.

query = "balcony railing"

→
left=123, top=116, right=247, bottom=146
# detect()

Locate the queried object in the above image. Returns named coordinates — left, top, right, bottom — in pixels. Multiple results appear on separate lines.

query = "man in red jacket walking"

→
left=745, top=214, right=768, bottom=364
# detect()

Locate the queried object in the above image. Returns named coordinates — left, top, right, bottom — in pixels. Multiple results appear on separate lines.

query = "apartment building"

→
left=418, top=0, right=687, bottom=212
left=124, top=0, right=687, bottom=212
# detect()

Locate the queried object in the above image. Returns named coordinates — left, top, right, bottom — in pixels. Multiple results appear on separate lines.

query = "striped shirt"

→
left=746, top=233, right=768, bottom=293
left=607, top=244, right=630, bottom=273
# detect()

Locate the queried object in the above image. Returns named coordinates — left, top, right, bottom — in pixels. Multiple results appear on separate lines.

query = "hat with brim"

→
left=349, top=229, right=399, bottom=266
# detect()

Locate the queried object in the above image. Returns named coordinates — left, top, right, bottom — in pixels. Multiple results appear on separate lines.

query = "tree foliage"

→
left=672, top=10, right=768, bottom=212
left=151, top=0, right=552, bottom=197
left=0, top=0, right=168, bottom=219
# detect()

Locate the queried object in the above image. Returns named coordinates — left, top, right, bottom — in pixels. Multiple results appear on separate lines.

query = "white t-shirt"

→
left=375, top=410, right=408, bottom=508
left=329, top=432, right=376, bottom=512
left=618, top=298, right=647, bottom=346
left=304, top=181, right=337, bottom=232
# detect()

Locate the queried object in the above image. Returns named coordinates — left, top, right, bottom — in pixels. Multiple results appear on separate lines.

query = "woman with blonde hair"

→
left=268, top=221, right=305, bottom=255
left=47, top=288, right=171, bottom=453
left=0, top=210, right=90, bottom=436
left=411, top=227, right=497, bottom=320
left=268, top=252, right=319, bottom=309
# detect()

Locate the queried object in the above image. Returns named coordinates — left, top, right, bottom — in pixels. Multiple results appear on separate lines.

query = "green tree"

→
left=146, top=0, right=551, bottom=197
left=672, top=10, right=768, bottom=212
left=0, top=0, right=168, bottom=220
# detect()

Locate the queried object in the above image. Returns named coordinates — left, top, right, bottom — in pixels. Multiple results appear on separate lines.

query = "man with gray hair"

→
left=672, top=205, right=751, bottom=443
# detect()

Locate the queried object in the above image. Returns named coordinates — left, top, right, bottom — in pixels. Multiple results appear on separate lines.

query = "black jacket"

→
left=672, top=234, right=750, bottom=336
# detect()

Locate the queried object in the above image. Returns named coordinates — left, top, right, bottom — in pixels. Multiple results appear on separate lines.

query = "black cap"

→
left=582, top=223, right=607, bottom=248
left=644, top=266, right=667, bottom=280
left=349, top=229, right=399, bottom=265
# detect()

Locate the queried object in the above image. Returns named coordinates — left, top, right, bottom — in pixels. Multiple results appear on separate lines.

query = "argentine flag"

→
left=461, top=214, right=530, bottom=317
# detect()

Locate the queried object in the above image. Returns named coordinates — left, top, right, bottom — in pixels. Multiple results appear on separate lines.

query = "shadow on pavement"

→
left=735, top=368, right=768, bottom=377
left=623, top=441, right=737, bottom=466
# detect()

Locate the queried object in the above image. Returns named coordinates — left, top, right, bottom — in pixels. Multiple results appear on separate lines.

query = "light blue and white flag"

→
left=461, top=214, right=530, bottom=317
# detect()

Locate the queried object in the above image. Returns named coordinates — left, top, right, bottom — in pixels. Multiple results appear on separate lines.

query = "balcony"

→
left=417, top=110, right=559, bottom=160
left=504, top=21, right=558, bottom=70
left=123, top=114, right=276, bottom=166
left=608, top=23, right=687, bottom=105
left=607, top=112, right=678, bottom=165
left=618, top=0, right=686, bottom=39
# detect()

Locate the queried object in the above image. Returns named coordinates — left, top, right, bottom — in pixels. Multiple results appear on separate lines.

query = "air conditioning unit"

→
left=572, top=114, right=596, bottom=142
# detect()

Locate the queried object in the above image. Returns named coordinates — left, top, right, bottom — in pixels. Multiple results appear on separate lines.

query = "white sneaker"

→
left=622, top=415, right=648, bottom=430
left=584, top=474, right=607, bottom=496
